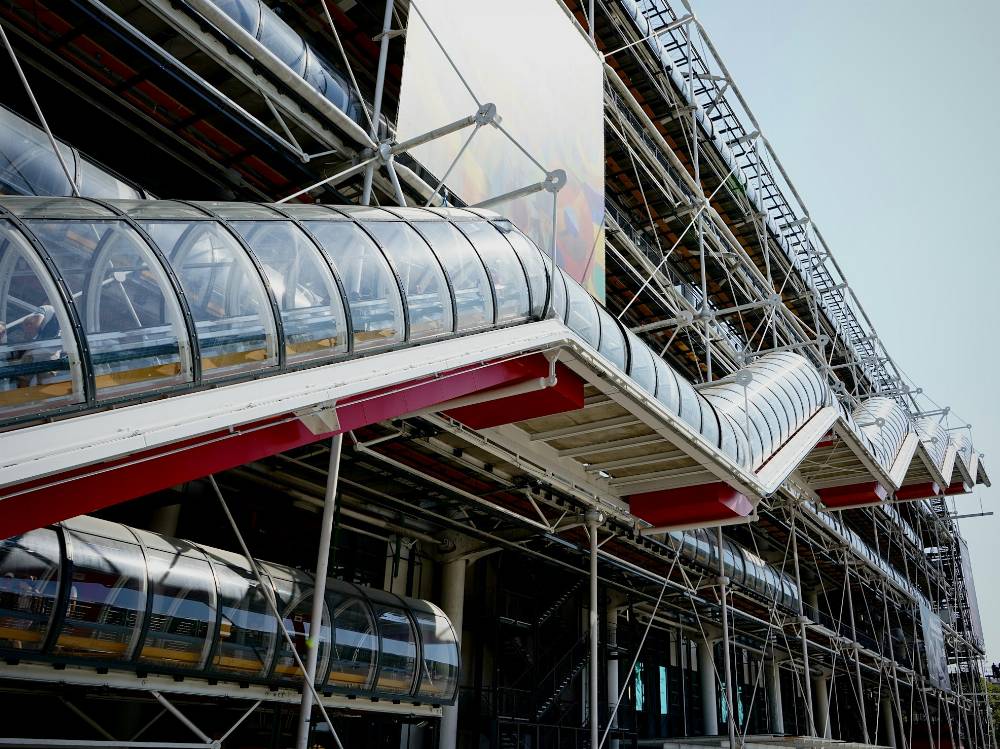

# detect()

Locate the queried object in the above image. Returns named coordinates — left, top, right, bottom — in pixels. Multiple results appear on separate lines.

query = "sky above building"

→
left=687, top=0, right=1000, bottom=662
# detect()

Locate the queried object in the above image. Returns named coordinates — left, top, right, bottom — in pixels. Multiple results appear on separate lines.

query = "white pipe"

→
left=296, top=434, right=343, bottom=749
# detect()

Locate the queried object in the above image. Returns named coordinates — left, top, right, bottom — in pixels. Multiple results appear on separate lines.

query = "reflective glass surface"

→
left=565, top=276, right=599, bottom=347
left=305, top=220, right=403, bottom=349
left=368, top=593, right=418, bottom=695
left=412, top=602, right=460, bottom=701
left=273, top=581, right=330, bottom=680
left=139, top=544, right=215, bottom=670
left=326, top=582, right=378, bottom=692
left=142, top=221, right=277, bottom=378
left=56, top=526, right=146, bottom=660
left=0, top=222, right=80, bottom=418
left=0, top=106, right=75, bottom=197
left=596, top=308, right=626, bottom=370
left=28, top=221, right=190, bottom=397
left=210, top=560, right=277, bottom=678
left=362, top=221, right=453, bottom=340
left=413, top=220, right=494, bottom=331
left=455, top=221, right=529, bottom=322
left=0, top=528, right=61, bottom=651
left=625, top=330, right=656, bottom=393
left=498, top=226, right=548, bottom=318
left=231, top=221, right=348, bottom=362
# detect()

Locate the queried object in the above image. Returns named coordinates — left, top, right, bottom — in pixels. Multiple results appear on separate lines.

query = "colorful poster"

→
left=397, top=0, right=606, bottom=303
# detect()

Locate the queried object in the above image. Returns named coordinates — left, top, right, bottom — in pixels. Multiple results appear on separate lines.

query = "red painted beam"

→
left=943, top=480, right=970, bottom=496
left=894, top=482, right=941, bottom=502
left=628, top=481, right=753, bottom=528
left=818, top=481, right=888, bottom=509
left=0, top=354, right=554, bottom=539
left=444, top=363, right=584, bottom=429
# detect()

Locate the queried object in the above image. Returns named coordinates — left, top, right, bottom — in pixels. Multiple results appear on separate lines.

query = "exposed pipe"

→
left=296, top=433, right=343, bottom=749
left=585, top=509, right=602, bottom=749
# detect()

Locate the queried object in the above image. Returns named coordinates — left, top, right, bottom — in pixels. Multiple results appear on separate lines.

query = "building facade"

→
left=0, top=1, right=992, bottom=748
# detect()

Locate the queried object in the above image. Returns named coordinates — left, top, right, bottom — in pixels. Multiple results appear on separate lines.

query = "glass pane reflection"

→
left=231, top=221, right=348, bottom=363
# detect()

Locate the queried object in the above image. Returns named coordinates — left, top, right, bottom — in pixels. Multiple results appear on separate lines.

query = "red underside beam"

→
left=444, top=363, right=584, bottom=429
left=0, top=353, right=571, bottom=539
left=893, top=482, right=941, bottom=502
left=943, top=480, right=970, bottom=496
left=818, top=481, right=888, bottom=509
left=628, top=481, right=753, bottom=528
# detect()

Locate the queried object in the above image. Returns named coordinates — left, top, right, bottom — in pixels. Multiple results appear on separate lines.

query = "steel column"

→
left=585, top=509, right=602, bottom=749
left=295, top=433, right=343, bottom=749
left=438, top=554, right=467, bottom=749
left=717, top=528, right=735, bottom=749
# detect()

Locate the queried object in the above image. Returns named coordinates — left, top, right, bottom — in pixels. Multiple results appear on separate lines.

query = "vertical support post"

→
left=295, top=433, right=343, bottom=749
left=843, top=556, right=870, bottom=743
left=765, top=657, right=784, bottom=735
left=880, top=695, right=898, bottom=749
left=698, top=639, right=719, bottom=736
left=812, top=672, right=830, bottom=739
left=438, top=553, right=467, bottom=749
left=585, top=509, right=602, bottom=749
left=361, top=0, right=394, bottom=205
left=717, top=528, right=736, bottom=749
left=589, top=0, right=595, bottom=39
left=790, top=508, right=816, bottom=736
left=606, top=595, right=624, bottom=749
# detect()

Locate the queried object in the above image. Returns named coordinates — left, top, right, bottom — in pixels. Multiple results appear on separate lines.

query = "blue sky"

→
left=687, top=0, right=1000, bottom=661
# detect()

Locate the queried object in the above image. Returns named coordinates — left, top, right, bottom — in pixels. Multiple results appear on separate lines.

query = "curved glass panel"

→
left=497, top=226, right=548, bottom=318
left=0, top=527, right=61, bottom=651
left=652, top=355, right=680, bottom=415
left=142, top=221, right=277, bottom=378
left=550, top=266, right=568, bottom=322
left=304, top=220, right=404, bottom=350
left=366, top=590, right=418, bottom=696
left=564, top=277, right=599, bottom=346
left=326, top=582, right=378, bottom=692
left=362, top=221, right=453, bottom=340
left=0, top=107, right=75, bottom=197
left=28, top=221, right=191, bottom=397
left=625, top=330, right=656, bottom=393
left=0, top=222, right=80, bottom=418
left=413, top=220, right=494, bottom=332
left=411, top=600, right=459, bottom=702
left=77, top=161, right=142, bottom=200
left=268, top=565, right=330, bottom=682
left=5, top=198, right=114, bottom=219
left=208, top=557, right=277, bottom=678
left=138, top=540, right=216, bottom=671
left=675, top=376, right=703, bottom=433
left=256, top=9, right=308, bottom=74
left=56, top=523, right=146, bottom=660
left=455, top=221, right=529, bottom=323
left=596, top=307, right=626, bottom=370
left=231, top=221, right=348, bottom=362
left=212, top=0, right=262, bottom=35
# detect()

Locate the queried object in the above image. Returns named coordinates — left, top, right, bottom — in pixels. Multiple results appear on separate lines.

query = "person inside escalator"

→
left=0, top=305, right=61, bottom=387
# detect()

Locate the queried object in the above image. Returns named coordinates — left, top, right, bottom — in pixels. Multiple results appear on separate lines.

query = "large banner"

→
left=958, top=536, right=985, bottom=648
left=919, top=600, right=949, bottom=691
left=397, top=0, right=606, bottom=303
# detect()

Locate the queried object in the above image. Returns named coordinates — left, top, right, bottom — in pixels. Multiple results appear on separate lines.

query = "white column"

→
left=606, top=599, right=622, bottom=749
left=813, top=672, right=831, bottom=739
left=585, top=510, right=603, bottom=749
left=765, top=658, right=784, bottom=735
left=296, top=434, right=342, bottom=749
left=438, top=557, right=467, bottom=749
left=698, top=639, right=719, bottom=736
left=879, top=696, right=898, bottom=749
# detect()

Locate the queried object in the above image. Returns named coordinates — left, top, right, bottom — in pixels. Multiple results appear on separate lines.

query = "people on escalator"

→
left=0, top=304, right=61, bottom=388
